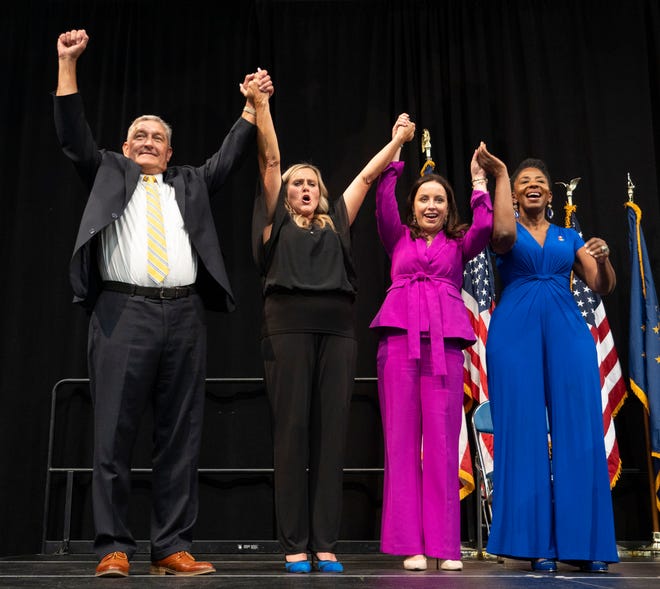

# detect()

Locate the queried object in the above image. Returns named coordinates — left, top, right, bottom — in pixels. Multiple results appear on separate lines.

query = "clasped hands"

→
left=240, top=68, right=274, bottom=101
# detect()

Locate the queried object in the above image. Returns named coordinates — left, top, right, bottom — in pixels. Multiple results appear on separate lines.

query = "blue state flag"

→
left=625, top=201, right=660, bottom=513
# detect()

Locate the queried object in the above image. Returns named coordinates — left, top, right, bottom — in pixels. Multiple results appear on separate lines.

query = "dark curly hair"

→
left=510, top=158, right=552, bottom=188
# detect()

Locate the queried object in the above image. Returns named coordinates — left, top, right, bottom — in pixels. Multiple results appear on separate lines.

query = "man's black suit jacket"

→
left=53, top=92, right=256, bottom=312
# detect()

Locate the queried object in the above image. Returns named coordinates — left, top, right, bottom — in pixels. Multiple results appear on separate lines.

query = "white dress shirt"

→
left=98, top=174, right=197, bottom=286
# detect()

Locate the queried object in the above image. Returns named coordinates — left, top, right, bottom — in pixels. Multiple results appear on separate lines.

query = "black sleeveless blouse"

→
left=252, top=188, right=357, bottom=337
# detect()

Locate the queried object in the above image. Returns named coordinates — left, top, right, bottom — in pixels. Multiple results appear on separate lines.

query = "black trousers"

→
left=88, top=290, right=207, bottom=561
left=261, top=332, right=357, bottom=555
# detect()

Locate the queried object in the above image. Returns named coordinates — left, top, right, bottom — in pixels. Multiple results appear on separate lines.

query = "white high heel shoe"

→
left=403, top=555, right=427, bottom=571
left=439, top=559, right=463, bottom=571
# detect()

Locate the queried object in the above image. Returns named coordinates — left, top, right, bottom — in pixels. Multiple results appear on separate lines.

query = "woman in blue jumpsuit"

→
left=485, top=158, right=618, bottom=573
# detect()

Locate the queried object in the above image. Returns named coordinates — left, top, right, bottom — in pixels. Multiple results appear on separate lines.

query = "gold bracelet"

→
left=243, top=106, right=256, bottom=116
left=471, top=176, right=487, bottom=184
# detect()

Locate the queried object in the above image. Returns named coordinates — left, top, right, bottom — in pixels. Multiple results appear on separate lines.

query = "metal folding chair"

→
left=470, top=400, right=494, bottom=557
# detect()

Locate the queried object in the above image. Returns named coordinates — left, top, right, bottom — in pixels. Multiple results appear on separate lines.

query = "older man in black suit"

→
left=54, top=29, right=273, bottom=577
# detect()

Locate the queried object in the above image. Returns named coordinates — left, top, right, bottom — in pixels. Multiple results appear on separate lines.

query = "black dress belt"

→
left=103, top=281, right=197, bottom=300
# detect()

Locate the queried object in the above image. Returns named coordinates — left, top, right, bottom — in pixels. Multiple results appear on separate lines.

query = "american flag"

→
left=461, top=250, right=496, bottom=497
left=566, top=208, right=627, bottom=487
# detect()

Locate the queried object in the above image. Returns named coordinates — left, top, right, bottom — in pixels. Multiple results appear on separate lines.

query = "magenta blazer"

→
left=369, top=161, right=493, bottom=375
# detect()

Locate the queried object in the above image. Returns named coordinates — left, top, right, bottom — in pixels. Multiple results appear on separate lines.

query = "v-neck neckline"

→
left=519, top=221, right=551, bottom=249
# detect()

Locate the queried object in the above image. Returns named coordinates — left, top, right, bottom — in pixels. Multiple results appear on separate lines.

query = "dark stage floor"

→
left=0, top=551, right=659, bottom=589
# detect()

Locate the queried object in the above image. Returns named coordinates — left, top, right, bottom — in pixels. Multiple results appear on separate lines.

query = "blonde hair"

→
left=282, top=163, right=336, bottom=231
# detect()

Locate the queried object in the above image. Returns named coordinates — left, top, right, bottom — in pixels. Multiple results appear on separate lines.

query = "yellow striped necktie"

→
left=143, top=175, right=169, bottom=284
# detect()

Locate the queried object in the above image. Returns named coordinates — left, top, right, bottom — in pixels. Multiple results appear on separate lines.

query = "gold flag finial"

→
left=421, top=129, right=431, bottom=158
left=419, top=128, right=436, bottom=176
left=555, top=177, right=581, bottom=206
left=627, top=172, right=635, bottom=202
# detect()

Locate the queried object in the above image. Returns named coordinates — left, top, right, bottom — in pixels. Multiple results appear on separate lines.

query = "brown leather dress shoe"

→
left=95, top=551, right=129, bottom=577
left=150, top=551, right=216, bottom=576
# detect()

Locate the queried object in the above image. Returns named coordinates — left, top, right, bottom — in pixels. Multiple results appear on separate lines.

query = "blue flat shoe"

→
left=580, top=560, right=608, bottom=573
left=316, top=559, right=344, bottom=573
left=285, top=560, right=311, bottom=573
left=530, top=558, right=557, bottom=572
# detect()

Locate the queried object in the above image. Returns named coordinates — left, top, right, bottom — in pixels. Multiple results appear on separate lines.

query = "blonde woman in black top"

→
left=244, top=76, right=415, bottom=573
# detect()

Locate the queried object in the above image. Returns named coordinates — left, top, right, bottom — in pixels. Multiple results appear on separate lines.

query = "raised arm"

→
left=476, top=142, right=515, bottom=254
left=389, top=113, right=411, bottom=163
left=460, top=147, right=492, bottom=261
left=56, top=29, right=89, bottom=96
left=374, top=115, right=413, bottom=254
left=343, top=113, right=415, bottom=225
left=240, top=69, right=280, bottom=235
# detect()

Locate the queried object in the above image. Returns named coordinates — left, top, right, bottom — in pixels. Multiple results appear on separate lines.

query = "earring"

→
left=513, top=201, right=519, bottom=219
left=545, top=203, right=554, bottom=220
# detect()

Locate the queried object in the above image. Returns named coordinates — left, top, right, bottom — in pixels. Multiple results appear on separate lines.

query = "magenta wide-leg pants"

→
left=377, top=331, right=464, bottom=559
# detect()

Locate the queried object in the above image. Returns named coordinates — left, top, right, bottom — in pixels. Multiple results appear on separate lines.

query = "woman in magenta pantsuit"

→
left=370, top=115, right=509, bottom=571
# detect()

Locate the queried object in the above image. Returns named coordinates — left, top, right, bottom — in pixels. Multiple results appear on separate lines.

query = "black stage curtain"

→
left=1, top=0, right=659, bottom=556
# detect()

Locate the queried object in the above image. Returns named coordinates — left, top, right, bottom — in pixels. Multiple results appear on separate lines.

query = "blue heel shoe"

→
left=316, top=559, right=344, bottom=573
left=562, top=559, right=609, bottom=573
left=285, top=560, right=311, bottom=574
left=530, top=558, right=557, bottom=572
left=580, top=561, right=608, bottom=573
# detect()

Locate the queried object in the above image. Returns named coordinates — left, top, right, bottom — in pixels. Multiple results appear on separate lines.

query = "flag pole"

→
left=558, top=178, right=581, bottom=286
left=627, top=173, right=660, bottom=551
left=557, top=177, right=581, bottom=229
